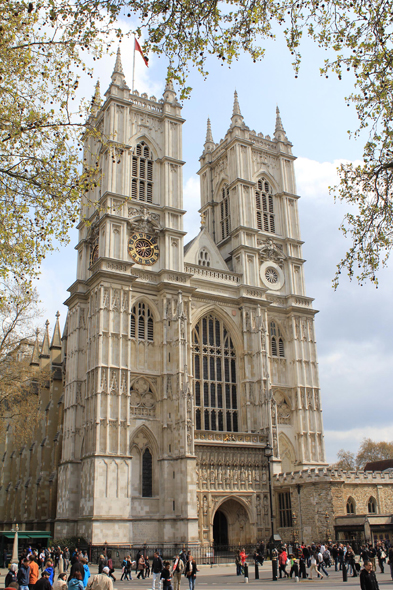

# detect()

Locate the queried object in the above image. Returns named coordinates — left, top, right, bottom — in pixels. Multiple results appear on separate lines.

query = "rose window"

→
left=265, top=268, right=279, bottom=284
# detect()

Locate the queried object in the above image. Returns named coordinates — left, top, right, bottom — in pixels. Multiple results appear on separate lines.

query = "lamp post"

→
left=292, top=512, right=298, bottom=547
left=325, top=512, right=330, bottom=542
left=264, top=443, right=276, bottom=581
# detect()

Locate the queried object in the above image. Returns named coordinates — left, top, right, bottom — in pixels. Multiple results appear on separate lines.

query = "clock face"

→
left=128, top=232, right=159, bottom=266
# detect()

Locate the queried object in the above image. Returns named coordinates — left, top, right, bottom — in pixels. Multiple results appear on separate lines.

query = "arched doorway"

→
left=212, top=498, right=252, bottom=547
left=213, top=510, right=228, bottom=547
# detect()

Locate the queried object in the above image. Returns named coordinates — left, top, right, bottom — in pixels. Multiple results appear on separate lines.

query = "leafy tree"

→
left=356, top=437, right=393, bottom=469
left=333, top=449, right=356, bottom=471
left=0, top=281, right=49, bottom=443
left=333, top=438, right=393, bottom=470
left=0, top=0, right=112, bottom=284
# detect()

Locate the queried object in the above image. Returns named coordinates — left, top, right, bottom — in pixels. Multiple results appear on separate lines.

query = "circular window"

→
left=260, top=261, right=285, bottom=291
left=265, top=268, right=278, bottom=284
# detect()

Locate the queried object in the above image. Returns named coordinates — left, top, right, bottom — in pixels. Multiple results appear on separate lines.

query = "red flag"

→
left=135, top=38, right=149, bottom=67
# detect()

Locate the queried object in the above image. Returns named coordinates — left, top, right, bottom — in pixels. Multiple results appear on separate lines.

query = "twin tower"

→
left=55, top=49, right=326, bottom=547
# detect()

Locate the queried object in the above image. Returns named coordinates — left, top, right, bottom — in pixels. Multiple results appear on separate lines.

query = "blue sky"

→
left=35, top=27, right=393, bottom=463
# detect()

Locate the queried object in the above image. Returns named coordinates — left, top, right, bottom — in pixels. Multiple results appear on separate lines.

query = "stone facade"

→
left=0, top=316, right=64, bottom=534
left=0, top=49, right=330, bottom=547
left=273, top=468, right=393, bottom=545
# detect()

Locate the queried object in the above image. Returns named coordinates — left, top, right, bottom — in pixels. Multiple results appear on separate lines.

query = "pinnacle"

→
left=91, top=80, right=102, bottom=114
left=205, top=118, right=214, bottom=145
left=30, top=330, right=40, bottom=366
left=274, top=105, right=287, bottom=140
left=51, top=311, right=62, bottom=349
left=112, top=46, right=125, bottom=77
left=40, top=320, right=50, bottom=357
left=232, top=90, right=242, bottom=117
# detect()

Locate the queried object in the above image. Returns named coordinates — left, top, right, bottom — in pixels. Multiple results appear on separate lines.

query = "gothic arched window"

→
left=131, top=141, right=153, bottom=203
left=142, top=448, right=153, bottom=497
left=368, top=496, right=377, bottom=513
left=220, top=186, right=231, bottom=241
left=346, top=497, right=356, bottom=514
left=255, top=178, right=275, bottom=233
left=192, top=314, right=238, bottom=432
left=270, top=321, right=284, bottom=357
left=131, top=302, right=154, bottom=342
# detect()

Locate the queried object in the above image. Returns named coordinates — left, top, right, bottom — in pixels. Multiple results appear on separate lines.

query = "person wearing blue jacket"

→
left=17, top=558, right=30, bottom=590
left=80, top=558, right=91, bottom=588
left=44, top=560, right=55, bottom=586
left=68, top=571, right=84, bottom=590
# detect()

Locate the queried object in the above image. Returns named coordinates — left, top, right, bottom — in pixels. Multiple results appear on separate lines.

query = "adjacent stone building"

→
left=274, top=467, right=393, bottom=545
left=53, top=49, right=327, bottom=547
left=0, top=316, right=64, bottom=534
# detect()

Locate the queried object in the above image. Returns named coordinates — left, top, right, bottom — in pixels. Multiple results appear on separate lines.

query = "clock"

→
left=128, top=232, right=159, bottom=266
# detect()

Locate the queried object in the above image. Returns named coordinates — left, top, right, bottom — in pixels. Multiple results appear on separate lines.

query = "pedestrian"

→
left=388, top=546, right=393, bottom=580
left=87, top=570, right=113, bottom=590
left=68, top=571, right=84, bottom=590
left=185, top=555, right=197, bottom=590
left=53, top=573, right=68, bottom=590
left=34, top=570, right=52, bottom=590
left=309, top=552, right=323, bottom=580
left=98, top=556, right=106, bottom=575
left=160, top=561, right=173, bottom=590
left=5, top=564, right=18, bottom=588
left=317, top=549, right=329, bottom=577
left=136, top=554, right=145, bottom=580
left=79, top=558, right=90, bottom=588
left=278, top=548, right=289, bottom=578
left=151, top=551, right=163, bottom=590
left=145, top=556, right=151, bottom=578
left=172, top=553, right=185, bottom=590
left=18, top=558, right=31, bottom=590
left=360, top=560, right=379, bottom=590
left=44, top=561, right=54, bottom=586
left=29, top=555, right=40, bottom=590
left=376, top=545, right=385, bottom=574
left=235, top=551, right=241, bottom=576
left=63, top=549, right=70, bottom=573
left=289, top=555, right=299, bottom=578
left=106, top=557, right=115, bottom=582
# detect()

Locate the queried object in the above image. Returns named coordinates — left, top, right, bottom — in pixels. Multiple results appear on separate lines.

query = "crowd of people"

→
left=3, top=547, right=199, bottom=590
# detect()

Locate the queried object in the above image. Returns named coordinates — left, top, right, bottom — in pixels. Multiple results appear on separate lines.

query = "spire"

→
left=113, top=46, right=124, bottom=76
left=91, top=80, right=102, bottom=115
left=30, top=329, right=40, bottom=366
left=50, top=311, right=62, bottom=349
left=204, top=118, right=215, bottom=152
left=230, top=90, right=244, bottom=128
left=274, top=106, right=287, bottom=141
left=40, top=320, right=50, bottom=358
left=163, top=72, right=177, bottom=102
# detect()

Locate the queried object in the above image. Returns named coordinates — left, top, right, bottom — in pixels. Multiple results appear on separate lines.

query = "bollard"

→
left=342, top=563, right=348, bottom=582
left=244, top=563, right=249, bottom=583
left=255, top=561, right=259, bottom=580
left=272, top=558, right=278, bottom=581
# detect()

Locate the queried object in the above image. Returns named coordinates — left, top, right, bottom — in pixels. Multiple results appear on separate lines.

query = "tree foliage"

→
left=0, top=281, right=49, bottom=444
left=333, top=438, right=393, bottom=470
left=2, top=0, right=393, bottom=287
left=0, top=0, right=114, bottom=284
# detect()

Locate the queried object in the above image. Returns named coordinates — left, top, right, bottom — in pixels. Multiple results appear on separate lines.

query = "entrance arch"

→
left=212, top=498, right=252, bottom=547
left=213, top=510, right=228, bottom=547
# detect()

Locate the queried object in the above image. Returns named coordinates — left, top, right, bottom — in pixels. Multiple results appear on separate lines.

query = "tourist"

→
left=388, top=546, right=393, bottom=580
left=98, top=556, right=106, bottom=575
left=185, top=555, right=197, bottom=590
left=151, top=551, right=163, bottom=590
left=309, top=552, right=323, bottom=580
left=172, top=553, right=185, bottom=590
left=44, top=561, right=54, bottom=586
left=235, top=551, right=242, bottom=576
left=29, top=555, right=39, bottom=590
left=106, top=556, right=115, bottom=582
left=360, top=560, right=379, bottom=590
left=34, top=571, right=52, bottom=590
left=53, top=573, right=67, bottom=590
left=86, top=569, right=113, bottom=590
left=376, top=545, right=385, bottom=574
left=18, top=558, right=31, bottom=590
left=79, top=558, right=90, bottom=588
left=136, top=554, right=146, bottom=580
left=68, top=570, right=84, bottom=590
left=332, top=544, right=339, bottom=571
left=5, top=564, right=18, bottom=588
left=317, top=548, right=329, bottom=577
left=289, top=555, right=299, bottom=578
left=69, top=561, right=84, bottom=582
left=145, top=555, right=151, bottom=578
left=160, top=561, right=172, bottom=590
left=63, top=549, right=70, bottom=573
left=278, top=548, right=289, bottom=578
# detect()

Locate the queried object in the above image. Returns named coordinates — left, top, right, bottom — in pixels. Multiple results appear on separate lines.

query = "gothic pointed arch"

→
left=278, top=433, right=296, bottom=472
left=367, top=496, right=377, bottom=513
left=214, top=494, right=252, bottom=521
left=269, top=319, right=286, bottom=358
left=129, top=424, right=159, bottom=456
left=129, top=132, right=162, bottom=160
left=192, top=311, right=239, bottom=433
left=346, top=496, right=356, bottom=514
left=130, top=297, right=159, bottom=343
left=130, top=425, right=158, bottom=497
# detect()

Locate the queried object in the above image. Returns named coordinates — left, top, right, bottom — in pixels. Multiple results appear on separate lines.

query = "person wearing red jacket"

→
left=279, top=549, right=289, bottom=578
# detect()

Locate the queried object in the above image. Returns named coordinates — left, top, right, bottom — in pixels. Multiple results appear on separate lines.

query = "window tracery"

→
left=220, top=186, right=231, bottom=240
left=193, top=314, right=238, bottom=432
left=368, top=496, right=377, bottom=513
left=270, top=321, right=284, bottom=357
left=131, top=141, right=153, bottom=203
left=255, top=178, right=275, bottom=233
left=131, top=302, right=154, bottom=342
left=346, top=497, right=356, bottom=514
left=198, top=248, right=211, bottom=267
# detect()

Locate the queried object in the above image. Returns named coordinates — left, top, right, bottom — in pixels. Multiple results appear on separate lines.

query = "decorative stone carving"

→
left=277, top=399, right=291, bottom=424
left=128, top=205, right=162, bottom=235
left=130, top=378, right=156, bottom=417
left=259, top=238, right=286, bottom=268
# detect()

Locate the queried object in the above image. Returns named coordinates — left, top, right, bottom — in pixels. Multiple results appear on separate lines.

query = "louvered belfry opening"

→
left=255, top=178, right=275, bottom=233
left=132, top=141, right=153, bottom=203
left=193, top=314, right=238, bottom=433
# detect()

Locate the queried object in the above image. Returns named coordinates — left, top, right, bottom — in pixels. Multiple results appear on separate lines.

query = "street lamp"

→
left=264, top=443, right=277, bottom=581
left=325, top=512, right=330, bottom=542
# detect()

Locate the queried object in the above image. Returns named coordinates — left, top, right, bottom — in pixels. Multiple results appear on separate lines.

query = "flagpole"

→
left=132, top=34, right=136, bottom=93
